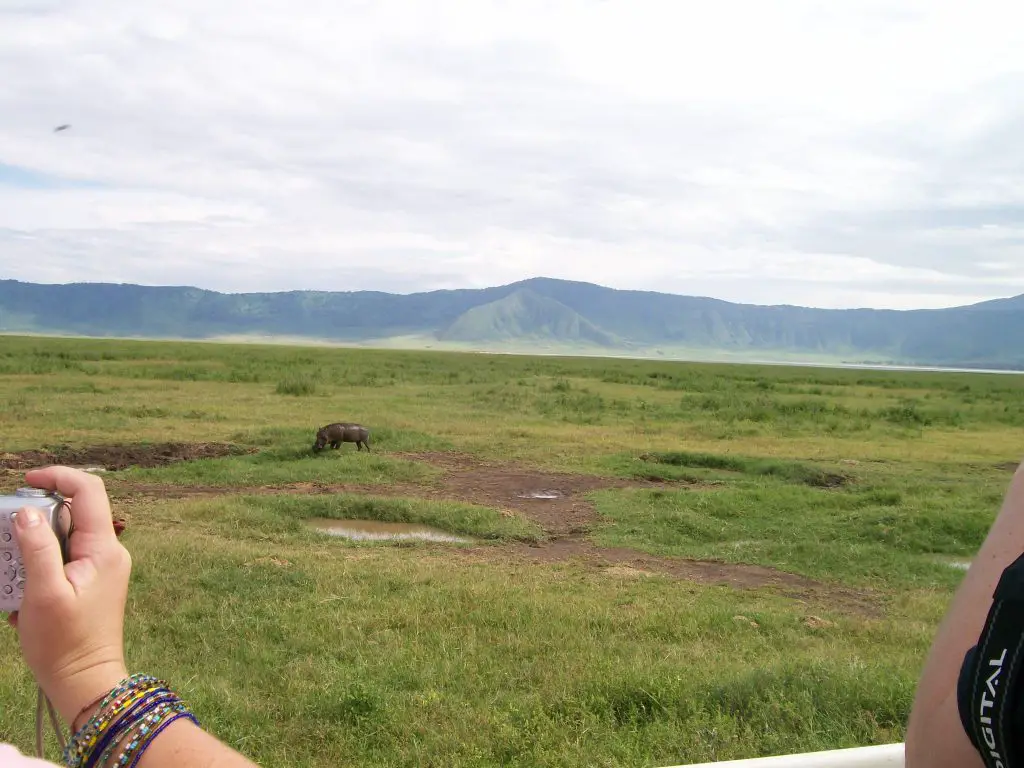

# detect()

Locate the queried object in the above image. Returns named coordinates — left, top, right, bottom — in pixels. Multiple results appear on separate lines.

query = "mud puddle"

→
left=306, top=517, right=471, bottom=544
left=940, top=559, right=971, bottom=571
left=0, top=442, right=253, bottom=472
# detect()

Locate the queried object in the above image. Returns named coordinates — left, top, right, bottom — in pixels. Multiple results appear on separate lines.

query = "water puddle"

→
left=305, top=517, right=471, bottom=544
left=933, top=557, right=971, bottom=571
left=517, top=490, right=562, bottom=499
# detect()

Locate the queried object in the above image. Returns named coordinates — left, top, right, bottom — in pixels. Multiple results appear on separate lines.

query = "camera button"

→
left=2, top=586, right=11, bottom=595
left=0, top=533, right=10, bottom=542
left=1, top=552, right=10, bottom=561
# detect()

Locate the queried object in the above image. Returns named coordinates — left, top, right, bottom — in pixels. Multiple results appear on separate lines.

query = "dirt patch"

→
left=481, top=537, right=882, bottom=617
left=996, top=461, right=1021, bottom=472
left=603, top=566, right=656, bottom=579
left=108, top=451, right=692, bottom=538
left=0, top=442, right=253, bottom=472
left=103, top=450, right=881, bottom=615
left=812, top=473, right=850, bottom=488
left=516, top=538, right=823, bottom=589
left=637, top=451, right=852, bottom=488
left=393, top=451, right=686, bottom=536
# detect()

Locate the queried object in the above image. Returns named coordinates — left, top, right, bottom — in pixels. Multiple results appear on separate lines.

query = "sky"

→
left=2, top=0, right=1024, bottom=310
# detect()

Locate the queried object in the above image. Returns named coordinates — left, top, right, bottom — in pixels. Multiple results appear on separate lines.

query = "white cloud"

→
left=2, top=0, right=1024, bottom=309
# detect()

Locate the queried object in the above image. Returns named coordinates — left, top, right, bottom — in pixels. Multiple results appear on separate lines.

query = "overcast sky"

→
left=2, top=0, right=1024, bottom=309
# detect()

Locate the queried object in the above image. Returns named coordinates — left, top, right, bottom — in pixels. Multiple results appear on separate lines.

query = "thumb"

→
left=13, top=507, right=70, bottom=603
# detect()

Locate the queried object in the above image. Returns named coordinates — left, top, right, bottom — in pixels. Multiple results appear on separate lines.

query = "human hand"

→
left=4, top=466, right=132, bottom=727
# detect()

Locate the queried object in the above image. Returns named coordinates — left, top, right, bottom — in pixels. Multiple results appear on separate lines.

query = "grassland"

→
left=0, top=334, right=1021, bottom=767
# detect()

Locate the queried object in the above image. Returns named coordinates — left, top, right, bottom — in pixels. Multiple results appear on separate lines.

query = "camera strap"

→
left=958, top=551, right=1024, bottom=768
left=35, top=497, right=72, bottom=758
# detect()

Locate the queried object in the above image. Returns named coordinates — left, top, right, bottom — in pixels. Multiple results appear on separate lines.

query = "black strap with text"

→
left=958, top=551, right=1024, bottom=768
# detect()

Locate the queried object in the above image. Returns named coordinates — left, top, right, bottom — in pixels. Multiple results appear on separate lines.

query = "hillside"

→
left=438, top=289, right=618, bottom=346
left=1, top=277, right=1022, bottom=368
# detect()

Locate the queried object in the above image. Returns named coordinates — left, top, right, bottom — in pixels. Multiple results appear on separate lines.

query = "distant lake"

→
left=491, top=347, right=1024, bottom=375
left=733, top=359, right=1024, bottom=375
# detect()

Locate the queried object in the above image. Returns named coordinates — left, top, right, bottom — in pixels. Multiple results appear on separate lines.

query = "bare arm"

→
left=6, top=467, right=261, bottom=768
left=65, top=704, right=260, bottom=768
left=905, top=463, right=1024, bottom=767
left=132, top=720, right=259, bottom=768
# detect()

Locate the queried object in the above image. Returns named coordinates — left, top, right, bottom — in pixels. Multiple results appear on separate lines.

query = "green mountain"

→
left=438, top=289, right=618, bottom=346
left=1, top=276, right=1022, bottom=368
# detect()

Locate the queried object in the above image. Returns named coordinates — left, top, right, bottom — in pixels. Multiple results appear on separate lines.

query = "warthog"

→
left=313, top=422, right=371, bottom=452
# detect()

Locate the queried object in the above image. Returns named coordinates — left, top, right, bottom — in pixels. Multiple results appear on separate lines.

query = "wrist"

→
left=52, top=660, right=129, bottom=728
left=71, top=690, right=109, bottom=733
left=62, top=674, right=201, bottom=768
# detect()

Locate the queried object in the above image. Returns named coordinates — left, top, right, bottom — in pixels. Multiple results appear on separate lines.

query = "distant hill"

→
left=965, top=294, right=1024, bottom=311
left=438, top=288, right=618, bottom=346
left=1, top=276, right=1022, bottom=369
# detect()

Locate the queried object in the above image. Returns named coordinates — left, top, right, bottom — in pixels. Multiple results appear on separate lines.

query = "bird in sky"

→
left=53, top=124, right=70, bottom=132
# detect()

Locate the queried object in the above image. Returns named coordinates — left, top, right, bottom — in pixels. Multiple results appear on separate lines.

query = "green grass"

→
left=1, top=527, right=925, bottom=767
left=588, top=479, right=991, bottom=590
left=275, top=374, right=318, bottom=396
left=0, top=334, right=1021, bottom=765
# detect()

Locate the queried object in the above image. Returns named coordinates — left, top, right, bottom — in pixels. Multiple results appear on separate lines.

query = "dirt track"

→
left=0, top=443, right=881, bottom=615
left=0, top=442, right=252, bottom=471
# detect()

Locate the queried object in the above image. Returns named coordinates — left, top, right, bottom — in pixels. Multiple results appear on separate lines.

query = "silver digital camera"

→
left=0, top=488, right=71, bottom=613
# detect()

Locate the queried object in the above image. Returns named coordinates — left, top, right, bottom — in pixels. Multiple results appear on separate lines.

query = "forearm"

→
left=134, top=719, right=259, bottom=768
left=65, top=675, right=260, bottom=768
left=905, top=464, right=1024, bottom=767
left=906, top=688, right=983, bottom=768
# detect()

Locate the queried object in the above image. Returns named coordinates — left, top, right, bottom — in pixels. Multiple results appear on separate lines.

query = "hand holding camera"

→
left=0, top=487, right=68, bottom=614
left=2, top=467, right=132, bottom=728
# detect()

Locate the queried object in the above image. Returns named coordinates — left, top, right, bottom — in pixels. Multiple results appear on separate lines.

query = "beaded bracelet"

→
left=65, top=677, right=154, bottom=767
left=91, top=698, right=194, bottom=768
left=63, top=674, right=199, bottom=768
left=84, top=689, right=179, bottom=768
left=64, top=676, right=165, bottom=768
left=73, top=692, right=109, bottom=733
left=116, top=702, right=199, bottom=768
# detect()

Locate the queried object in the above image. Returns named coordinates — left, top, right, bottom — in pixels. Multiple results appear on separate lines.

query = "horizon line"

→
left=0, top=275, right=1016, bottom=313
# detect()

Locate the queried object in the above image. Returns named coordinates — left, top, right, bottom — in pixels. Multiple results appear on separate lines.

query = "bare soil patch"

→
left=393, top=451, right=686, bottom=536
left=475, top=535, right=881, bottom=617
left=107, top=450, right=693, bottom=537
left=0, top=442, right=253, bottom=472
left=100, top=449, right=880, bottom=614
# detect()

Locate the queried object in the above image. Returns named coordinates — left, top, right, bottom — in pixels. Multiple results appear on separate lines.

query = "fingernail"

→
left=14, top=508, right=41, bottom=529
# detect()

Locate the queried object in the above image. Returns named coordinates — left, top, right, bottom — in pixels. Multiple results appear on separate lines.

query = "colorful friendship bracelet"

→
left=72, top=692, right=110, bottom=732
left=67, top=676, right=160, bottom=749
left=69, top=685, right=169, bottom=768
left=65, top=677, right=165, bottom=767
left=92, top=698, right=190, bottom=768
left=121, top=703, right=199, bottom=768
left=69, top=682, right=195, bottom=768
left=84, top=689, right=179, bottom=768
left=63, top=674, right=198, bottom=768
